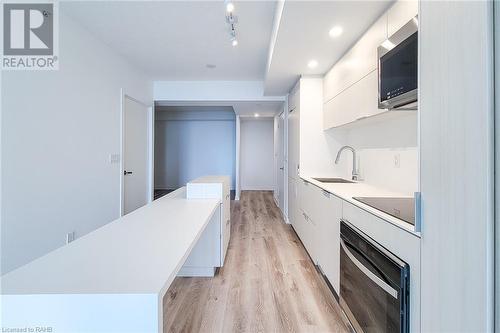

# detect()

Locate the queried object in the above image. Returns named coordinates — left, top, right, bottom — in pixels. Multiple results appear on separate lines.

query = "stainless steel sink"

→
left=312, top=177, right=354, bottom=184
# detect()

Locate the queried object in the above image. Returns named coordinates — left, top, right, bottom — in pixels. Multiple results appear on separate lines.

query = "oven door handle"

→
left=340, top=239, right=398, bottom=299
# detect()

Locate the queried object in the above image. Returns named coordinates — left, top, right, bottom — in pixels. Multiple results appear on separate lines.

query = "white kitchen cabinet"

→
left=288, top=91, right=300, bottom=180
left=298, top=181, right=342, bottom=294
left=323, top=70, right=380, bottom=129
left=288, top=83, right=299, bottom=112
left=296, top=179, right=319, bottom=263
left=387, top=0, right=418, bottom=36
left=323, top=15, right=386, bottom=104
left=182, top=175, right=231, bottom=276
left=288, top=177, right=298, bottom=226
left=315, top=190, right=342, bottom=294
left=322, top=0, right=418, bottom=131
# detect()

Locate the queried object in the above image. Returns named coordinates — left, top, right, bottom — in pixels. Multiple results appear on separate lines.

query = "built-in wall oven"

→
left=340, top=220, right=410, bottom=333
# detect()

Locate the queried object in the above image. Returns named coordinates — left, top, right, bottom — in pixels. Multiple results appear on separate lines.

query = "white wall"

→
left=154, top=109, right=236, bottom=190
left=1, top=12, right=152, bottom=274
left=299, top=77, right=347, bottom=178
left=419, top=1, right=494, bottom=331
left=345, top=113, right=418, bottom=195
left=240, top=118, right=274, bottom=190
left=154, top=81, right=284, bottom=102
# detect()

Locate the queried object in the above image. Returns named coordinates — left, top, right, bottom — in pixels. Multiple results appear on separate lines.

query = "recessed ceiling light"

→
left=232, top=39, right=238, bottom=47
left=254, top=113, right=260, bottom=117
left=307, top=60, right=318, bottom=69
left=226, top=2, right=234, bottom=13
left=381, top=39, right=396, bottom=51
left=329, top=26, right=343, bottom=38
left=206, top=64, right=216, bottom=69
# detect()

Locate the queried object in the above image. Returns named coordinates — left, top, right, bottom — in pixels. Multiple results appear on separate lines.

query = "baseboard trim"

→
left=177, top=266, right=215, bottom=277
left=240, top=187, right=275, bottom=191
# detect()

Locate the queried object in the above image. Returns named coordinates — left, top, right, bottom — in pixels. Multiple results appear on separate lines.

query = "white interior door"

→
left=123, top=96, right=149, bottom=215
left=277, top=112, right=285, bottom=211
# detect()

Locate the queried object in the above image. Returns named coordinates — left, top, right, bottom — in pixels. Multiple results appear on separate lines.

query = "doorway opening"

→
left=153, top=105, right=237, bottom=199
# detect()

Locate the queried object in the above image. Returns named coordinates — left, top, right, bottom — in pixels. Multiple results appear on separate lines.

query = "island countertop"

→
left=1, top=187, right=220, bottom=295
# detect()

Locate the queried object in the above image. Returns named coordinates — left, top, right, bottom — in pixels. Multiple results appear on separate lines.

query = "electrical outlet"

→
left=394, top=153, right=401, bottom=168
left=66, top=231, right=75, bottom=244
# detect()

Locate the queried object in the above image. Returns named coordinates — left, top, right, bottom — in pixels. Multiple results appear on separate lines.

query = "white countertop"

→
left=300, top=175, right=420, bottom=237
left=1, top=187, right=220, bottom=295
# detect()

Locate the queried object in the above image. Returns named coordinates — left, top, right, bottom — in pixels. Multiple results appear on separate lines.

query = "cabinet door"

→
left=288, top=177, right=298, bottom=226
left=288, top=107, right=300, bottom=179
left=387, top=0, right=418, bottom=36
left=297, top=180, right=320, bottom=264
left=323, top=15, right=386, bottom=103
left=316, top=192, right=342, bottom=294
left=298, top=207, right=318, bottom=264
left=323, top=70, right=380, bottom=129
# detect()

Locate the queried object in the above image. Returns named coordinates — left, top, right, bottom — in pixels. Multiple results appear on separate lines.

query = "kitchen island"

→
left=0, top=187, right=220, bottom=332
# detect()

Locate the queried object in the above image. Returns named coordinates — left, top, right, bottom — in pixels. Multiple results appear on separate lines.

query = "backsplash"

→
left=357, top=147, right=418, bottom=195
left=336, top=112, right=419, bottom=195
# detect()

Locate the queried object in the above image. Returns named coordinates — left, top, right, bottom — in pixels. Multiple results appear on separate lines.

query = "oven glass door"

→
left=340, top=233, right=408, bottom=333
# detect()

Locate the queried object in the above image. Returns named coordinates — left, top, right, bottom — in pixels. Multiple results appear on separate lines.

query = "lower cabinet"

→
left=315, top=191, right=342, bottom=294
left=297, top=179, right=342, bottom=294
left=288, top=177, right=298, bottom=227
left=180, top=176, right=231, bottom=277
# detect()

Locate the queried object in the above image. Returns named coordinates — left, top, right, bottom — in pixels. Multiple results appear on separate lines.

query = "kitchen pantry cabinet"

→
left=288, top=89, right=300, bottom=180
left=287, top=82, right=300, bottom=226
left=323, top=0, right=418, bottom=130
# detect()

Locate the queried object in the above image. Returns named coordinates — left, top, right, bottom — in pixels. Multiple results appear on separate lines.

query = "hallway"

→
left=163, top=191, right=350, bottom=332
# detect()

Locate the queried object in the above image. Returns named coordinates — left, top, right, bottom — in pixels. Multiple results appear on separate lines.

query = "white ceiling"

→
left=155, top=100, right=284, bottom=117
left=264, top=0, right=393, bottom=95
left=61, top=1, right=276, bottom=80
left=62, top=1, right=393, bottom=95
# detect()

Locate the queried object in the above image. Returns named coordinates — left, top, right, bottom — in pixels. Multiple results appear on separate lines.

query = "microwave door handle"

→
left=340, top=239, right=398, bottom=299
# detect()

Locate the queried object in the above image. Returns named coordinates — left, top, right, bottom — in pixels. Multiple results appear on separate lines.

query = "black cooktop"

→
left=353, top=197, right=415, bottom=226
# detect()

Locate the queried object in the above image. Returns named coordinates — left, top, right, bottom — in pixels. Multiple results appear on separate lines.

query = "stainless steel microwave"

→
left=378, top=16, right=418, bottom=110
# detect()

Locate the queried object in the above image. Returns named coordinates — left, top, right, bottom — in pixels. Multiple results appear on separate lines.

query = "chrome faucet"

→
left=335, top=146, right=359, bottom=181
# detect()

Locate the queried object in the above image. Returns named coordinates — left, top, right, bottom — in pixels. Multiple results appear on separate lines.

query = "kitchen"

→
left=0, top=0, right=496, bottom=332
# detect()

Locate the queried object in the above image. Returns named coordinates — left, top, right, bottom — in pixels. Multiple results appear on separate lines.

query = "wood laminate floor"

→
left=163, top=191, right=350, bottom=333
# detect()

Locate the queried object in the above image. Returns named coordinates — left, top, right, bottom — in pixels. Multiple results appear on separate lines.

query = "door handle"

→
left=340, top=239, right=398, bottom=298
left=124, top=170, right=133, bottom=175
left=279, top=167, right=284, bottom=170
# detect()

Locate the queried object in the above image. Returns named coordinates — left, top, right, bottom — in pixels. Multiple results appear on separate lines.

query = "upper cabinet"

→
left=323, top=16, right=386, bottom=104
left=387, top=0, right=419, bottom=36
left=323, top=0, right=418, bottom=130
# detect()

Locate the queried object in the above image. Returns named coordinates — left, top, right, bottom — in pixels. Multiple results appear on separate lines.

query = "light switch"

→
left=66, top=231, right=75, bottom=244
